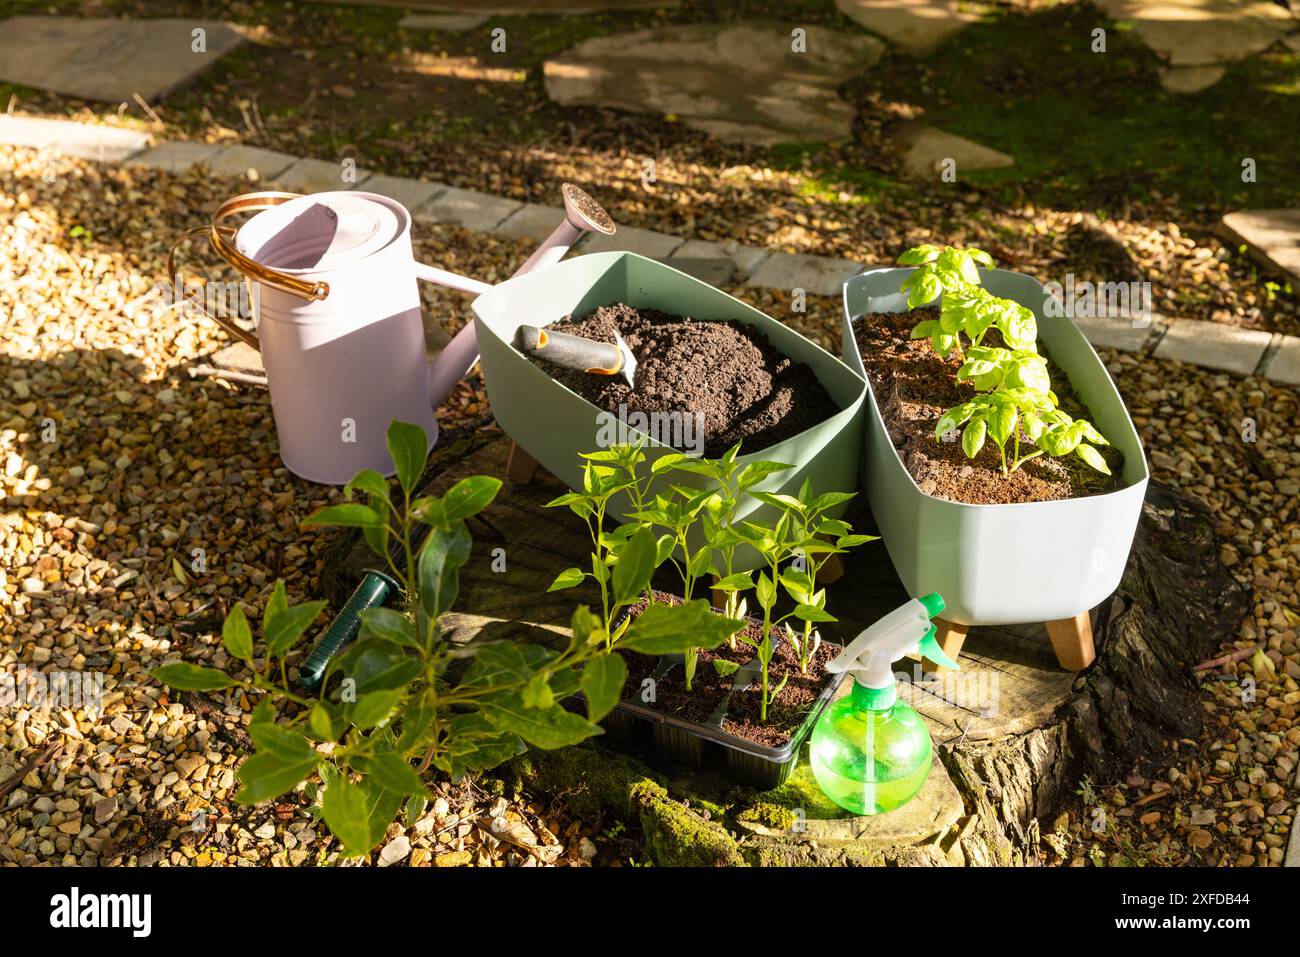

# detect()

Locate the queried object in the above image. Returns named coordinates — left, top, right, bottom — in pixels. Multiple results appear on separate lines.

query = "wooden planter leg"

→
left=815, top=553, right=845, bottom=586
left=710, top=575, right=727, bottom=615
left=922, top=617, right=968, bottom=674
left=505, top=442, right=539, bottom=485
left=1045, top=611, right=1096, bottom=672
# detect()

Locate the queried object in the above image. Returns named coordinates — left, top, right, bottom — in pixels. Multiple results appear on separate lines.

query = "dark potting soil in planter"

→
left=721, top=639, right=838, bottom=748
left=618, top=593, right=836, bottom=749
left=853, top=308, right=1124, bottom=505
left=526, top=303, right=839, bottom=456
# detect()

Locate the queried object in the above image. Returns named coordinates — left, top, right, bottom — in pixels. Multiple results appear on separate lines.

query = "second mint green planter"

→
left=471, top=252, right=867, bottom=569
left=841, top=267, right=1150, bottom=627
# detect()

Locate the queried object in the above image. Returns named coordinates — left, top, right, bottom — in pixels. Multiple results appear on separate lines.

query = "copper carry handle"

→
left=165, top=191, right=331, bottom=351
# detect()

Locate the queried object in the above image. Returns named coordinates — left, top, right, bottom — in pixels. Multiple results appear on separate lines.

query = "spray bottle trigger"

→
left=918, top=625, right=959, bottom=670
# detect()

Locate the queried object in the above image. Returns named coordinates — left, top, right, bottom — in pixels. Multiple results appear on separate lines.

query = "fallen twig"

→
left=1193, top=646, right=1259, bottom=672
left=188, top=364, right=269, bottom=387
left=0, top=740, right=64, bottom=802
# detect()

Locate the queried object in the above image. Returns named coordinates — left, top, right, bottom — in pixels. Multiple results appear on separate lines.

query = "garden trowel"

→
left=515, top=324, right=637, bottom=388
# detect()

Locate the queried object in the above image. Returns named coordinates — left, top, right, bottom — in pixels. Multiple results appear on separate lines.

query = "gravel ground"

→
left=1049, top=353, right=1300, bottom=866
left=2, top=145, right=1296, bottom=867
left=0, top=145, right=622, bottom=866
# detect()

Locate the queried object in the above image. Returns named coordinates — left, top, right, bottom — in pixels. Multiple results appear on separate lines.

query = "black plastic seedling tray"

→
left=603, top=631, right=847, bottom=790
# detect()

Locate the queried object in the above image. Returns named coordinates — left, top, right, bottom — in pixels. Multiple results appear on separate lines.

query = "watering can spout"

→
left=427, top=322, right=482, bottom=409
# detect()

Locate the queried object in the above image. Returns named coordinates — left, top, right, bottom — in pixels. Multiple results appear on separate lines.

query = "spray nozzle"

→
left=828, top=592, right=957, bottom=700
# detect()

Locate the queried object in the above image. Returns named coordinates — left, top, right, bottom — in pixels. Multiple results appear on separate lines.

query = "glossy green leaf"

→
left=345, top=469, right=391, bottom=506
left=793, top=603, right=836, bottom=623
left=221, top=604, right=253, bottom=663
left=612, top=526, right=657, bottom=605
left=366, top=752, right=429, bottom=797
left=479, top=696, right=601, bottom=749
left=548, top=566, right=585, bottom=592
left=442, top=475, right=502, bottom=522
left=580, top=654, right=627, bottom=722
left=265, top=599, right=327, bottom=658
left=359, top=607, right=421, bottom=650
left=151, top=662, right=236, bottom=691
left=235, top=723, right=318, bottom=804
left=962, top=418, right=987, bottom=458
left=302, top=503, right=385, bottom=529
left=350, top=687, right=403, bottom=729
left=1076, top=443, right=1112, bottom=474
left=621, top=599, right=742, bottom=654
left=322, top=773, right=402, bottom=857
left=417, top=522, right=471, bottom=621
left=522, top=672, right=554, bottom=710
left=386, top=420, right=429, bottom=497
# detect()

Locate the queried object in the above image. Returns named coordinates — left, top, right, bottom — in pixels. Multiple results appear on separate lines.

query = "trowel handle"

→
left=516, top=325, right=624, bottom=375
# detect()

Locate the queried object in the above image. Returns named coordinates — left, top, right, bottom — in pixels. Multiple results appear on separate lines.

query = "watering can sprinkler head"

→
left=561, top=182, right=616, bottom=237
left=511, top=183, right=616, bottom=278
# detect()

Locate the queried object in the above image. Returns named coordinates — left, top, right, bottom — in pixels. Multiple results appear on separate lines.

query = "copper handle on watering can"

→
left=166, top=191, right=331, bottom=351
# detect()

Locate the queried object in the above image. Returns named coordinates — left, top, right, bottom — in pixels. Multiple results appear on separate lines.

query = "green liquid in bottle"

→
left=810, top=684, right=932, bottom=815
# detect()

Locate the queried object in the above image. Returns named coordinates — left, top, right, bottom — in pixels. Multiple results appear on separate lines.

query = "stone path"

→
left=835, top=0, right=983, bottom=54
left=1220, top=209, right=1300, bottom=287
left=1094, top=0, right=1296, bottom=67
left=544, top=22, right=884, bottom=145
left=1092, top=0, right=1299, bottom=92
left=893, top=124, right=1014, bottom=180
left=4, top=116, right=1300, bottom=388
left=0, top=16, right=245, bottom=103
left=398, top=13, right=489, bottom=32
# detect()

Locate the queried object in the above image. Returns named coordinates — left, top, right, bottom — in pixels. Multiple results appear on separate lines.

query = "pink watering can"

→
left=170, top=183, right=615, bottom=484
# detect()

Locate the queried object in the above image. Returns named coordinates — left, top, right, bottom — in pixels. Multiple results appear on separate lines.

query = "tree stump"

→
left=318, top=429, right=1249, bottom=865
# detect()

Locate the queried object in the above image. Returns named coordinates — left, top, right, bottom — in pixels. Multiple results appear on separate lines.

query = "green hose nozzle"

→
left=298, top=569, right=401, bottom=691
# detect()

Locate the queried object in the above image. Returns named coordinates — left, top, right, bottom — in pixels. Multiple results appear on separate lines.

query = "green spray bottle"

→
left=810, top=592, right=955, bottom=815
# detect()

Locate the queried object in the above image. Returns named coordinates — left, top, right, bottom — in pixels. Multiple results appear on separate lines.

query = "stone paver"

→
left=416, top=186, right=523, bottom=231
left=582, top=224, right=683, bottom=259
left=658, top=256, right=736, bottom=287
left=0, top=16, right=245, bottom=103
left=1219, top=208, right=1300, bottom=286
left=896, top=125, right=1013, bottom=180
left=1152, top=318, right=1273, bottom=376
left=545, top=21, right=883, bottom=145
left=747, top=252, right=862, bottom=297
left=204, top=145, right=298, bottom=184
left=835, top=0, right=982, bottom=54
left=1158, top=64, right=1225, bottom=93
left=495, top=203, right=565, bottom=241
left=671, top=238, right=770, bottom=277
left=1263, top=335, right=1300, bottom=387
left=272, top=157, right=373, bottom=194
left=125, top=140, right=224, bottom=172
left=1091, top=0, right=1295, bottom=67
left=398, top=14, right=489, bottom=31
left=1070, top=314, right=1165, bottom=353
left=0, top=115, right=150, bottom=161
left=361, top=174, right=447, bottom=214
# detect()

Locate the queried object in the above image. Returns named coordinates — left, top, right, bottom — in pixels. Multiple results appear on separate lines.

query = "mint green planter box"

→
left=841, top=267, right=1149, bottom=626
left=472, top=252, right=867, bottom=569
